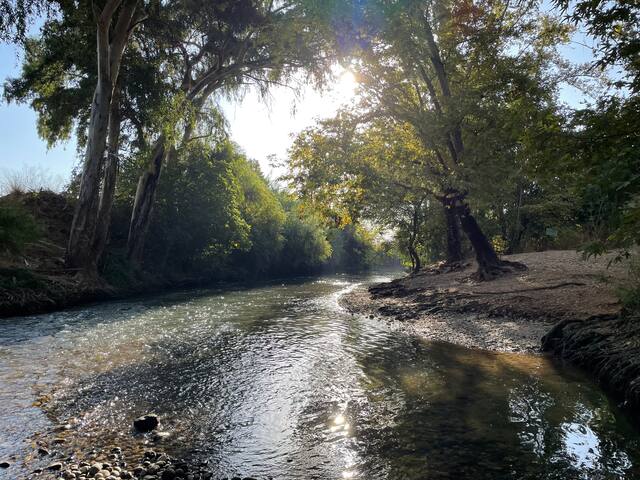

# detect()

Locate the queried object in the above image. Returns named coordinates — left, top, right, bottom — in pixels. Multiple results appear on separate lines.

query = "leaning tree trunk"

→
left=443, top=203, right=462, bottom=264
left=454, top=201, right=526, bottom=280
left=127, top=137, right=166, bottom=264
left=92, top=84, right=122, bottom=267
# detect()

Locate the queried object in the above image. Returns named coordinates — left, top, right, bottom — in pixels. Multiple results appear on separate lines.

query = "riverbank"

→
left=0, top=267, right=226, bottom=319
left=340, top=250, right=640, bottom=410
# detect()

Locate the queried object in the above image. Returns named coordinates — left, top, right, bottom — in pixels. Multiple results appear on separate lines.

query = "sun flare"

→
left=334, top=70, right=358, bottom=100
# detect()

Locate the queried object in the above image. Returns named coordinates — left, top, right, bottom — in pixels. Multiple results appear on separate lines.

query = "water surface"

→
left=1, top=273, right=639, bottom=479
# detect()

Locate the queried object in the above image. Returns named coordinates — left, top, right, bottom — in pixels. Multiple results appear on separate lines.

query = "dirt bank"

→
left=341, top=250, right=640, bottom=410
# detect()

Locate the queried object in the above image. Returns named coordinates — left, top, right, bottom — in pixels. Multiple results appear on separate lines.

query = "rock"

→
left=161, top=469, right=176, bottom=480
left=38, top=447, right=51, bottom=456
left=152, top=431, right=171, bottom=442
left=53, top=437, right=66, bottom=444
left=56, top=423, right=73, bottom=431
left=134, top=414, right=159, bottom=432
left=62, top=470, right=77, bottom=479
left=89, top=463, right=103, bottom=475
left=47, top=462, right=63, bottom=470
left=133, top=466, right=147, bottom=477
left=0, top=461, right=10, bottom=468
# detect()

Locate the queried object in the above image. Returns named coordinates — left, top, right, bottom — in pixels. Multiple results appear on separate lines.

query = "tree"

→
left=125, top=0, right=334, bottom=265
left=65, top=0, right=144, bottom=274
left=288, top=113, right=460, bottom=270
left=310, top=0, right=575, bottom=279
left=5, top=2, right=182, bottom=272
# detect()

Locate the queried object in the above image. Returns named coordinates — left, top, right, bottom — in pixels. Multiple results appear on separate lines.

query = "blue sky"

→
left=0, top=14, right=601, bottom=191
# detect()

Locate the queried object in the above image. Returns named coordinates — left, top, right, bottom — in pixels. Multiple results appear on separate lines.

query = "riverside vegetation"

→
left=0, top=0, right=639, bottom=479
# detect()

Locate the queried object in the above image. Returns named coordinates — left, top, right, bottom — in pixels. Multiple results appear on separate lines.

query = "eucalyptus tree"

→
left=3, top=0, right=149, bottom=273
left=67, top=0, right=145, bottom=274
left=4, top=0, right=172, bottom=270
left=125, top=0, right=334, bottom=264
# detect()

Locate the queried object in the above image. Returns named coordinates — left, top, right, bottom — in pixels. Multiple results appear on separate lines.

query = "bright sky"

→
left=0, top=20, right=598, bottom=191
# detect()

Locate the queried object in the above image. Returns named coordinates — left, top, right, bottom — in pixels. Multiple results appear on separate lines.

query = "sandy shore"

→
left=341, top=285, right=553, bottom=353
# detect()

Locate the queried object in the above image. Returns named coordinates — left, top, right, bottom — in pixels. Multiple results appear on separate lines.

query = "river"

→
left=1, top=272, right=639, bottom=479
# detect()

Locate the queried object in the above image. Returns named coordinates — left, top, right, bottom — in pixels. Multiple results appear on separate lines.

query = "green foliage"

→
left=0, top=200, right=41, bottom=253
left=144, top=141, right=250, bottom=276
left=557, top=0, right=640, bottom=92
left=231, top=153, right=286, bottom=277
left=0, top=0, right=49, bottom=42
left=326, top=224, right=382, bottom=273
left=280, top=210, right=332, bottom=274
left=567, top=97, right=640, bottom=258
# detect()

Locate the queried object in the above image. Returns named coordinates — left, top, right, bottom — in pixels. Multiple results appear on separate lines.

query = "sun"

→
left=334, top=70, right=358, bottom=100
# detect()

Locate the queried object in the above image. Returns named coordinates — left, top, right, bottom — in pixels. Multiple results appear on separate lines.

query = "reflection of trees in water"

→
left=351, top=340, right=640, bottom=479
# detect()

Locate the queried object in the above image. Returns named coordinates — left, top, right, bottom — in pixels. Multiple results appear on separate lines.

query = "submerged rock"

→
left=134, top=414, right=159, bottom=432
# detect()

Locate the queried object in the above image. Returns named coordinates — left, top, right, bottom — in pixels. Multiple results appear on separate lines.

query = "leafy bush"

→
left=279, top=211, right=331, bottom=274
left=144, top=140, right=250, bottom=276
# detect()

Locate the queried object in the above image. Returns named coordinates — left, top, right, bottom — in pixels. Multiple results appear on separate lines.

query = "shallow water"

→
left=1, top=273, right=639, bottom=479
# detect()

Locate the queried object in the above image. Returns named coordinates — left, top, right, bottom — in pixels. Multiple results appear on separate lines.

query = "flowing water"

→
left=1, top=273, right=639, bottom=479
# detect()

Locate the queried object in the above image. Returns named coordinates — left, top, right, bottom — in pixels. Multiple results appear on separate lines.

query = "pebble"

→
left=23, top=443, right=228, bottom=480
left=133, top=414, right=159, bottom=432
left=0, top=461, right=10, bottom=468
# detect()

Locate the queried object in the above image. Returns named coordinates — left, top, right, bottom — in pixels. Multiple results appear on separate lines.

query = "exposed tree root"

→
left=471, top=281, right=587, bottom=296
left=418, top=260, right=471, bottom=275
left=472, top=259, right=528, bottom=281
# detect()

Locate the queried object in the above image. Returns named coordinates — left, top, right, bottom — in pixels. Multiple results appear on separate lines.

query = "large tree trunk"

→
left=65, top=0, right=138, bottom=273
left=92, top=83, right=122, bottom=267
left=65, top=56, right=112, bottom=273
left=127, top=137, right=166, bottom=264
left=443, top=203, right=462, bottom=263
left=454, top=200, right=526, bottom=280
